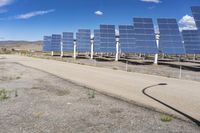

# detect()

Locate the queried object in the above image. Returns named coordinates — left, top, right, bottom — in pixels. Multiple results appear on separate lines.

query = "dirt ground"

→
left=25, top=53, right=200, bottom=82
left=0, top=61, right=199, bottom=133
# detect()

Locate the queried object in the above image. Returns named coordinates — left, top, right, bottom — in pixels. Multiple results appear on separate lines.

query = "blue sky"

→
left=0, top=0, right=200, bottom=41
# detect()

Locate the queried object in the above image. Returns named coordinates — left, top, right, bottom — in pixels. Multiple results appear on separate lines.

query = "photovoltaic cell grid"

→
left=192, top=6, right=200, bottom=30
left=62, top=32, right=74, bottom=52
left=94, top=29, right=100, bottom=52
left=119, top=25, right=136, bottom=53
left=51, top=34, right=61, bottom=52
left=100, top=25, right=116, bottom=53
left=133, top=18, right=158, bottom=54
left=43, top=36, right=51, bottom=52
left=76, top=29, right=91, bottom=52
left=157, top=18, right=185, bottom=54
left=182, top=30, right=200, bottom=54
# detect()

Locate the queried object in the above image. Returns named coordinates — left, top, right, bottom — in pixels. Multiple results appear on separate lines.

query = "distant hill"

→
left=0, top=41, right=42, bottom=45
left=0, top=41, right=42, bottom=51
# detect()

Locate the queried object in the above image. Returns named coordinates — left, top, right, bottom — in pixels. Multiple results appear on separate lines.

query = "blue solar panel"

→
left=43, top=36, right=51, bottom=52
left=62, top=32, right=74, bottom=52
left=157, top=18, right=185, bottom=54
left=182, top=30, right=200, bottom=54
left=100, top=25, right=116, bottom=53
left=94, top=29, right=100, bottom=52
left=76, top=29, right=91, bottom=52
left=51, top=34, right=61, bottom=52
left=133, top=18, right=158, bottom=54
left=119, top=25, right=136, bottom=53
left=191, top=6, right=200, bottom=30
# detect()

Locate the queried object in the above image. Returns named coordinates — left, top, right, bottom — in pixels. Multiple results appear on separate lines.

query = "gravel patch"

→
left=0, top=62, right=199, bottom=133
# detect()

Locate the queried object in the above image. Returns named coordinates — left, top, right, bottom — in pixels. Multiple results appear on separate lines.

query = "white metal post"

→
left=73, top=41, right=77, bottom=59
left=60, top=41, right=64, bottom=57
left=179, top=65, right=182, bottom=79
left=154, top=54, right=158, bottom=64
left=91, top=40, right=94, bottom=59
left=193, top=54, right=196, bottom=61
left=51, top=51, right=54, bottom=56
left=115, top=38, right=119, bottom=61
left=154, top=35, right=159, bottom=64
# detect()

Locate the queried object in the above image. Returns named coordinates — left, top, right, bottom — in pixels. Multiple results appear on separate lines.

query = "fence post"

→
left=179, top=66, right=182, bottom=79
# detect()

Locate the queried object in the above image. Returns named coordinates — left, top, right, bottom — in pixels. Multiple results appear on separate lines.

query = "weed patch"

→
left=161, top=115, right=173, bottom=122
left=88, top=89, right=95, bottom=99
left=0, top=89, right=10, bottom=100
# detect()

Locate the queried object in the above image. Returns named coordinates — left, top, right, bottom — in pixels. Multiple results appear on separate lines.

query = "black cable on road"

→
left=142, top=83, right=200, bottom=127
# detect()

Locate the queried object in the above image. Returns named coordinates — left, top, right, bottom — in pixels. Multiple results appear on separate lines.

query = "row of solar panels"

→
left=43, top=6, right=200, bottom=54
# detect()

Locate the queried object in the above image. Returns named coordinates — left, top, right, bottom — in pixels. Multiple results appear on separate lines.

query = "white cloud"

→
left=140, top=0, right=161, bottom=3
left=15, top=9, right=55, bottom=20
left=0, top=0, right=13, bottom=7
left=95, top=10, right=103, bottom=16
left=179, top=15, right=197, bottom=31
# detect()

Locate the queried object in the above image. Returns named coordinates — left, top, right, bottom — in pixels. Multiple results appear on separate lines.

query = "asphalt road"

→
left=1, top=55, right=200, bottom=122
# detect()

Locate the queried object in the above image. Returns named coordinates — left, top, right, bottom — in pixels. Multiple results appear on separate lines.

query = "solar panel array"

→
left=51, top=34, right=61, bottom=52
left=157, top=18, right=185, bottom=54
left=43, top=6, right=200, bottom=55
left=119, top=25, right=136, bottom=53
left=133, top=18, right=158, bottom=54
left=76, top=29, right=91, bottom=52
left=100, top=25, right=116, bottom=53
left=182, top=30, right=200, bottom=54
left=94, top=29, right=100, bottom=52
left=192, top=6, right=200, bottom=30
left=62, top=32, right=74, bottom=52
left=43, top=36, right=51, bottom=52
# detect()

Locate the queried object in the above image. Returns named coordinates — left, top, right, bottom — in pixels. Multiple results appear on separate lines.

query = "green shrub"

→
left=16, top=76, right=21, bottom=80
left=161, top=115, right=173, bottom=122
left=112, top=67, right=118, bottom=70
left=127, top=69, right=132, bottom=72
left=0, top=89, right=9, bottom=100
left=88, top=89, right=95, bottom=99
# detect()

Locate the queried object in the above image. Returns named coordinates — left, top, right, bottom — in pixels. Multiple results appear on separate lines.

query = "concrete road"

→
left=1, top=55, right=200, bottom=122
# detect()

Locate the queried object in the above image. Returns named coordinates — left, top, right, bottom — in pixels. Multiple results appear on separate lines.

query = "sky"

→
left=0, top=0, right=200, bottom=41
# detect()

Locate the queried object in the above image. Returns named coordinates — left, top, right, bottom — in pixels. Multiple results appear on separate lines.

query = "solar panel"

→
left=182, top=30, right=200, bottom=54
left=76, top=29, right=91, bottom=52
left=62, top=32, right=74, bottom=52
left=119, top=25, right=136, bottom=53
left=100, top=25, right=116, bottom=53
left=133, top=18, right=158, bottom=54
left=191, top=6, right=200, bottom=30
left=43, top=36, right=51, bottom=52
left=157, top=18, right=185, bottom=54
left=94, top=29, right=100, bottom=52
left=51, top=34, right=61, bottom=52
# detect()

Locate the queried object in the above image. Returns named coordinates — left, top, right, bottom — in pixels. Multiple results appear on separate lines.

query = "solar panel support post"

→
left=51, top=51, right=54, bottom=56
left=154, top=39, right=159, bottom=64
left=154, top=54, right=158, bottom=64
left=193, top=54, right=196, bottom=60
left=73, top=41, right=77, bottom=59
left=91, top=40, right=94, bottom=59
left=179, top=65, right=182, bottom=79
left=60, top=41, right=64, bottom=57
left=115, top=38, right=119, bottom=61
